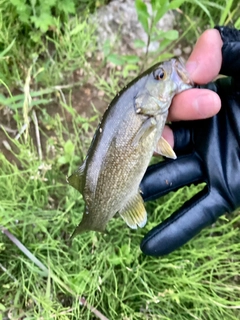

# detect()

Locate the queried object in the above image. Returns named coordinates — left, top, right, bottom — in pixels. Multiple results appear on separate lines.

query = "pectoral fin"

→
left=132, top=117, right=156, bottom=147
left=155, top=137, right=176, bottom=159
left=119, top=192, right=147, bottom=229
left=67, top=162, right=86, bottom=194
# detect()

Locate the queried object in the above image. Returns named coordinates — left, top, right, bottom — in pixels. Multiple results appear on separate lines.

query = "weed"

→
left=1, top=0, right=240, bottom=319
left=1, top=144, right=240, bottom=318
left=179, top=0, right=240, bottom=41
left=0, top=4, right=98, bottom=86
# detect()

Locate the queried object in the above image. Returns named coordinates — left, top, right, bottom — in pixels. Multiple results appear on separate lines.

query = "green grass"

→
left=1, top=143, right=240, bottom=319
left=1, top=1, right=240, bottom=319
left=0, top=11, right=98, bottom=87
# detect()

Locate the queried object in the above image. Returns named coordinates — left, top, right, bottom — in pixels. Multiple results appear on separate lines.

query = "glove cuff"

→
left=214, top=26, right=240, bottom=78
left=215, top=26, right=240, bottom=42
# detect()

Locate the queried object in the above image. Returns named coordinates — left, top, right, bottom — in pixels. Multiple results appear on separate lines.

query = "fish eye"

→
left=153, top=68, right=166, bottom=80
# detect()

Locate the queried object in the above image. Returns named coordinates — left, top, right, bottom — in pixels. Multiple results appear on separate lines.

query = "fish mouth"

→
left=171, top=59, right=194, bottom=93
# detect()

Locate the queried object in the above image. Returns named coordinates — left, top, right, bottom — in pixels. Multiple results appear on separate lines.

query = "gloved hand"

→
left=140, top=26, right=240, bottom=256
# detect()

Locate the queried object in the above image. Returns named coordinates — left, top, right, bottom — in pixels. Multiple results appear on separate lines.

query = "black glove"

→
left=140, top=26, right=240, bottom=256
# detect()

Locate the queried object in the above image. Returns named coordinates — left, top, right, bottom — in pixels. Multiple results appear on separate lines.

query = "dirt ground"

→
left=0, top=81, right=107, bottom=166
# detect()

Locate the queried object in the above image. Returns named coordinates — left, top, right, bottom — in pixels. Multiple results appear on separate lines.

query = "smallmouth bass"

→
left=67, top=59, right=193, bottom=236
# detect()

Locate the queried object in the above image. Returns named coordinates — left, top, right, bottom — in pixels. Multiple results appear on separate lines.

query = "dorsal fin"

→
left=67, top=162, right=86, bottom=194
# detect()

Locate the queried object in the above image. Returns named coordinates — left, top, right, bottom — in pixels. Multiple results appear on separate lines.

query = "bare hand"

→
left=163, top=29, right=223, bottom=146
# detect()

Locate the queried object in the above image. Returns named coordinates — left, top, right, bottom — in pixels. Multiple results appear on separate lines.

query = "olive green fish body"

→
left=68, top=59, right=193, bottom=235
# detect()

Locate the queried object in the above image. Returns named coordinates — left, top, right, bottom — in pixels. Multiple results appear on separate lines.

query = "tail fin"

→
left=70, top=214, right=107, bottom=238
left=70, top=222, right=89, bottom=239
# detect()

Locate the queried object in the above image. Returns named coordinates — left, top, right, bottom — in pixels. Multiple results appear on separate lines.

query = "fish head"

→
left=140, top=59, right=193, bottom=114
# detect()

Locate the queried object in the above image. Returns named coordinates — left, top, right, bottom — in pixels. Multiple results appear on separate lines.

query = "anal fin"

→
left=155, top=137, right=176, bottom=159
left=119, top=192, right=147, bottom=229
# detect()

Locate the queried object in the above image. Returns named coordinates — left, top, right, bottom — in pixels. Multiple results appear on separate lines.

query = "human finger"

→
left=168, top=88, right=221, bottom=122
left=186, top=29, right=223, bottom=84
left=141, top=189, right=225, bottom=256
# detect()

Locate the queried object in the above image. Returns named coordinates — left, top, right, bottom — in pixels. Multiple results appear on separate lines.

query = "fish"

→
left=67, top=59, right=193, bottom=236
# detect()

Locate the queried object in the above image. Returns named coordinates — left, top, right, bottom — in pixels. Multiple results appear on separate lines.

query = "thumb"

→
left=141, top=188, right=229, bottom=256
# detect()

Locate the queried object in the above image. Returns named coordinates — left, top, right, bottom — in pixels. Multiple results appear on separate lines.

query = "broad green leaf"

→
left=107, top=54, right=125, bottom=66
left=71, top=270, right=90, bottom=291
left=30, top=30, right=42, bottom=43
left=151, top=0, right=159, bottom=11
left=57, top=156, right=68, bottom=165
left=120, top=244, right=130, bottom=255
left=158, top=38, right=172, bottom=52
left=135, top=0, right=149, bottom=18
left=158, top=52, right=174, bottom=61
left=10, top=0, right=29, bottom=12
left=31, top=13, right=55, bottom=33
left=82, top=122, right=90, bottom=132
left=120, top=244, right=135, bottom=265
left=108, top=255, right=122, bottom=266
left=134, top=39, right=146, bottom=48
left=162, top=29, right=179, bottom=40
left=0, top=303, right=6, bottom=312
left=122, top=55, right=140, bottom=64
left=58, top=0, right=75, bottom=14
left=102, top=39, right=111, bottom=57
left=9, top=0, right=22, bottom=5
left=64, top=140, right=75, bottom=155
left=42, top=0, right=57, bottom=6
left=135, top=0, right=149, bottom=33
left=122, top=64, right=139, bottom=78
left=152, top=28, right=178, bottom=43
left=70, top=22, right=86, bottom=36
left=151, top=28, right=165, bottom=41
left=30, top=0, right=37, bottom=7
left=168, top=0, right=186, bottom=10
left=11, top=2, right=32, bottom=24
left=153, top=1, right=169, bottom=25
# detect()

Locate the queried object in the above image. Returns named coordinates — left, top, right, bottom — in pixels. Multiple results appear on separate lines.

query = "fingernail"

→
left=186, top=61, right=198, bottom=78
